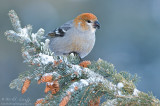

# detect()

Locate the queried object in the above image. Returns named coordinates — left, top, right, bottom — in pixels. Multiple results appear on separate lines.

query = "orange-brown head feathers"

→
left=75, top=13, right=97, bottom=22
left=74, top=13, right=99, bottom=31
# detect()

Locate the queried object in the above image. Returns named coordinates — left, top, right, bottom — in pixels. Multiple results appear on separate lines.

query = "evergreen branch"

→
left=5, top=10, right=160, bottom=106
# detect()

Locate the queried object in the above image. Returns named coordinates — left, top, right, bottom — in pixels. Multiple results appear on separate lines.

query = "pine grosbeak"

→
left=47, top=13, right=100, bottom=58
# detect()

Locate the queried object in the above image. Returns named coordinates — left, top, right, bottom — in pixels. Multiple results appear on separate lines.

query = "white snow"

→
left=118, top=90, right=123, bottom=96
left=117, top=82, right=124, bottom=89
left=31, top=33, right=37, bottom=42
left=33, top=58, right=40, bottom=63
left=35, top=76, right=40, bottom=80
left=72, top=65, right=81, bottom=70
left=39, top=53, right=54, bottom=65
left=71, top=65, right=82, bottom=76
left=133, top=88, right=140, bottom=96
left=47, top=82, right=54, bottom=85
left=42, top=72, right=53, bottom=77
left=19, top=28, right=31, bottom=42
left=44, top=39, right=50, bottom=49
left=83, top=68, right=117, bottom=91
left=80, top=79, right=89, bottom=86
left=20, top=28, right=28, bottom=38
left=37, top=98, right=44, bottom=101
left=66, top=79, right=89, bottom=94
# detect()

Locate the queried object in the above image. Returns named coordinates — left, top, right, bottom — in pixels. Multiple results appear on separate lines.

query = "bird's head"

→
left=74, top=13, right=100, bottom=32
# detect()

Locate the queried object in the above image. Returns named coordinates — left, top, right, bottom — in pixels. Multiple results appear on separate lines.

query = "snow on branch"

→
left=5, top=10, right=160, bottom=106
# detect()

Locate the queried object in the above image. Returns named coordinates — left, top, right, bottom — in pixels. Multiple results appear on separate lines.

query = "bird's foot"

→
left=69, top=51, right=82, bottom=62
left=65, top=51, right=82, bottom=64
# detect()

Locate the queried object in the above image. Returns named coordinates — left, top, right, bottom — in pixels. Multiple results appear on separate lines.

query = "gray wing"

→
left=48, top=20, right=73, bottom=37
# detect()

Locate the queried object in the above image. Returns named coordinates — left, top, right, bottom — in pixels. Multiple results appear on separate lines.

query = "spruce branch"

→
left=5, top=10, right=160, bottom=106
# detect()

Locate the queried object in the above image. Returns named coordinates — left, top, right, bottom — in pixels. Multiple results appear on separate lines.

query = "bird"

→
left=47, top=13, right=100, bottom=59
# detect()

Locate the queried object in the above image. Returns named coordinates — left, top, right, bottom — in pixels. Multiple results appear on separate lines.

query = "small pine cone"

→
left=21, top=79, right=31, bottom=94
left=35, top=98, right=48, bottom=106
left=52, top=81, right=59, bottom=87
left=41, top=75, right=53, bottom=83
left=35, top=98, right=43, bottom=106
left=59, top=59, right=63, bottom=63
left=50, top=81, right=60, bottom=94
left=37, top=79, right=41, bottom=84
left=51, top=89, right=57, bottom=94
left=54, top=61, right=59, bottom=66
left=88, top=97, right=100, bottom=106
left=45, top=81, right=60, bottom=94
left=74, top=86, right=78, bottom=91
left=79, top=61, right=91, bottom=68
left=53, top=80, right=59, bottom=92
left=53, top=60, right=62, bottom=66
left=44, top=84, right=50, bottom=93
left=59, top=92, right=71, bottom=106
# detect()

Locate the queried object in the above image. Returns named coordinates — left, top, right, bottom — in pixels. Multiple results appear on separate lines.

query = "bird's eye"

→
left=87, top=20, right=91, bottom=23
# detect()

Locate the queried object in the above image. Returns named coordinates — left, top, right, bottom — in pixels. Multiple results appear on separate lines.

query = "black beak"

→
left=94, top=20, right=100, bottom=29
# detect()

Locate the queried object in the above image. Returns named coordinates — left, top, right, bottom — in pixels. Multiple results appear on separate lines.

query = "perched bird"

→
left=47, top=13, right=100, bottom=59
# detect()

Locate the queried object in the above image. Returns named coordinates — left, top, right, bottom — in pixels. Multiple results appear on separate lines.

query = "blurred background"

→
left=1, top=0, right=160, bottom=105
